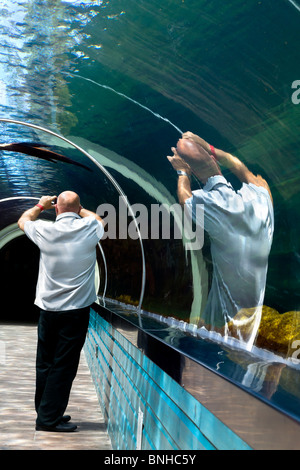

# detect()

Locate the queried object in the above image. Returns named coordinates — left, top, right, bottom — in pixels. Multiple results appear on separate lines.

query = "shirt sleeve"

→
left=246, top=182, right=272, bottom=200
left=184, top=192, right=205, bottom=231
left=24, top=220, right=39, bottom=244
left=81, top=215, right=104, bottom=240
left=95, top=219, right=104, bottom=240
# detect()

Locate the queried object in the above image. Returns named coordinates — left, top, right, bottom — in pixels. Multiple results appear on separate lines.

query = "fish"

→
left=0, top=142, right=92, bottom=171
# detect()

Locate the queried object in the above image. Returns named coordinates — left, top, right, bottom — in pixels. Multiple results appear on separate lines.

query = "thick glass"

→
left=0, top=0, right=299, bottom=395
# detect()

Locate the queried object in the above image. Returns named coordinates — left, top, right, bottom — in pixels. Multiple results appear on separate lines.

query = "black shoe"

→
left=36, top=421, right=77, bottom=432
left=61, top=415, right=71, bottom=423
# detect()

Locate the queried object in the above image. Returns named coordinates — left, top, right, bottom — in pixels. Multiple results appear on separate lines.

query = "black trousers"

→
left=35, top=307, right=90, bottom=427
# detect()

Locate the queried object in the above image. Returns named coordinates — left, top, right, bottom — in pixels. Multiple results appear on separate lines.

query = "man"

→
left=18, top=191, right=104, bottom=432
left=167, top=132, right=274, bottom=348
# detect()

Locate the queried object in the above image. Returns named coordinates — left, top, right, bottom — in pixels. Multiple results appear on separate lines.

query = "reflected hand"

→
left=167, top=147, right=192, bottom=175
left=182, top=132, right=211, bottom=154
left=182, top=131, right=228, bottom=166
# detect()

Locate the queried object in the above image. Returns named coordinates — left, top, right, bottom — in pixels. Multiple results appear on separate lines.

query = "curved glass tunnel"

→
left=0, top=0, right=300, bottom=447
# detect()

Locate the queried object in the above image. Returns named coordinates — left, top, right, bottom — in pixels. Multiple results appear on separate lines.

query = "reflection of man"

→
left=167, top=132, right=274, bottom=345
left=18, top=191, right=104, bottom=432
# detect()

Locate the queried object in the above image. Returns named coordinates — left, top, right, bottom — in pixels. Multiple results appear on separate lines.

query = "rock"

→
left=229, top=306, right=300, bottom=357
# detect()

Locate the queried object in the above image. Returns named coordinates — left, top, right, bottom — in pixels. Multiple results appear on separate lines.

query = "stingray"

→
left=0, top=142, right=92, bottom=171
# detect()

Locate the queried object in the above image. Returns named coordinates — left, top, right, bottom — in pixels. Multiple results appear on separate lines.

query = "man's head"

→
left=55, top=191, right=82, bottom=215
left=176, top=138, right=222, bottom=183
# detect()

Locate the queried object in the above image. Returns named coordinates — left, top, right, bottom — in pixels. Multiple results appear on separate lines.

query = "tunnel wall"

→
left=1, top=0, right=300, bottom=448
left=85, top=306, right=252, bottom=450
left=1, top=0, right=300, bottom=358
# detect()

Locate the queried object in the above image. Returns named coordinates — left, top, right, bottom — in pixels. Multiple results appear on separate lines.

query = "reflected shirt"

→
left=24, top=213, right=104, bottom=311
left=185, top=175, right=274, bottom=327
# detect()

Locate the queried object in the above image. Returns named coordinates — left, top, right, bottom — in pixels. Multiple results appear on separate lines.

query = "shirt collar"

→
left=203, top=175, right=233, bottom=191
left=56, top=212, right=81, bottom=221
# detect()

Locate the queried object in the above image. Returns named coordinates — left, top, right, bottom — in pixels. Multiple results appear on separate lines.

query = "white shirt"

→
left=24, top=213, right=104, bottom=311
left=185, top=176, right=274, bottom=328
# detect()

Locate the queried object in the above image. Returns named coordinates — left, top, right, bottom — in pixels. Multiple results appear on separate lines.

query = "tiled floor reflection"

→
left=0, top=323, right=111, bottom=450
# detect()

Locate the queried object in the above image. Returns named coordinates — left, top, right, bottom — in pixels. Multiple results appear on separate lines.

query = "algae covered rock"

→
left=256, top=307, right=300, bottom=357
left=229, top=306, right=300, bottom=357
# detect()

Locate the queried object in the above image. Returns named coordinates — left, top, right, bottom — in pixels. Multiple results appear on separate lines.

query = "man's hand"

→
left=38, top=195, right=57, bottom=210
left=79, top=207, right=105, bottom=226
left=181, top=132, right=273, bottom=203
left=182, top=132, right=211, bottom=154
left=167, top=147, right=192, bottom=174
left=181, top=131, right=229, bottom=165
left=18, top=195, right=57, bottom=232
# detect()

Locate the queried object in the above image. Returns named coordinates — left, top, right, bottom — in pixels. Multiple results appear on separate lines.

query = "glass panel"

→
left=0, top=0, right=300, bottom=400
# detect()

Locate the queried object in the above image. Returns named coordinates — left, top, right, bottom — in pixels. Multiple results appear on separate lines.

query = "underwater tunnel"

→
left=0, top=0, right=300, bottom=449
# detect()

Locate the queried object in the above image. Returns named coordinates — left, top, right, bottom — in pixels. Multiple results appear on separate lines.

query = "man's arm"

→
left=79, top=207, right=105, bottom=227
left=182, top=132, right=273, bottom=203
left=211, top=148, right=273, bottom=203
left=18, top=195, right=57, bottom=232
left=167, top=147, right=192, bottom=205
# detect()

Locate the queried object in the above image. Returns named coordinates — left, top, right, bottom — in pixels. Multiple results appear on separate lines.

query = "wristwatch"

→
left=177, top=170, right=190, bottom=178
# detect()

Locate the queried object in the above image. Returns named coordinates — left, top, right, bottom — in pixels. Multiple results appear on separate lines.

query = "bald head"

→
left=176, top=138, right=221, bottom=182
left=56, top=191, right=81, bottom=215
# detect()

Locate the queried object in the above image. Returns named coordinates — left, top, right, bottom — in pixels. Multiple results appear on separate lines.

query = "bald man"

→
left=18, top=191, right=104, bottom=432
